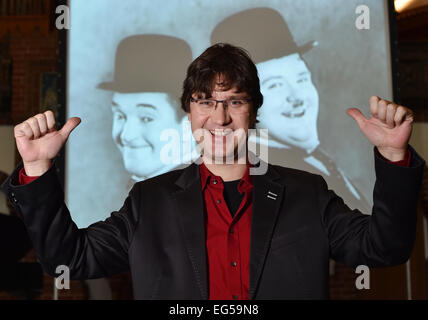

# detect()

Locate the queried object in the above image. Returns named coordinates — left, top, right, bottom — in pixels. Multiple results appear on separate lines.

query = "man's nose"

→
left=210, top=101, right=231, bottom=125
left=286, top=96, right=304, bottom=109
left=120, top=118, right=142, bottom=145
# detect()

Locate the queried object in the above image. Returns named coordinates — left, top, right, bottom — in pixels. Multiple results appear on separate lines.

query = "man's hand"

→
left=347, top=96, right=413, bottom=162
left=14, top=110, right=81, bottom=176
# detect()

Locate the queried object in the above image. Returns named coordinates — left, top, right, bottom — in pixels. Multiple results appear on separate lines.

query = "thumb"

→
left=346, top=108, right=367, bottom=129
left=59, top=117, right=81, bottom=139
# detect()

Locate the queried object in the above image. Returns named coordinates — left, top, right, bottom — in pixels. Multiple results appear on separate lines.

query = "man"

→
left=1, top=43, right=424, bottom=299
left=98, top=34, right=194, bottom=183
left=211, top=8, right=370, bottom=212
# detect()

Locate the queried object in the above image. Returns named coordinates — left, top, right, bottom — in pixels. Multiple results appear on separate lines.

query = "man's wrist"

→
left=376, top=146, right=408, bottom=162
left=23, top=160, right=52, bottom=177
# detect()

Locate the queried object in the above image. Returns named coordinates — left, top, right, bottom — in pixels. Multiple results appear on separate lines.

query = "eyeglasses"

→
left=190, top=98, right=251, bottom=115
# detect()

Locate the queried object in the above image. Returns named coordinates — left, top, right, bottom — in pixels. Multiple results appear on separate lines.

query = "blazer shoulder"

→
left=269, top=163, right=323, bottom=182
left=133, top=165, right=190, bottom=190
left=264, top=163, right=329, bottom=193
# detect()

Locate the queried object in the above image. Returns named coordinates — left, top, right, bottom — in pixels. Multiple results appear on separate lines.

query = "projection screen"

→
left=66, top=0, right=395, bottom=228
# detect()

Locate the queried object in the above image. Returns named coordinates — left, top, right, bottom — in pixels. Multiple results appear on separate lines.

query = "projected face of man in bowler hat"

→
left=109, top=92, right=181, bottom=180
left=98, top=35, right=192, bottom=181
left=211, top=8, right=320, bottom=151
left=257, top=53, right=319, bottom=150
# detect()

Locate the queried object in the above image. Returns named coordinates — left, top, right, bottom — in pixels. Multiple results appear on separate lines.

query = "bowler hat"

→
left=98, top=34, right=192, bottom=98
left=211, top=7, right=317, bottom=63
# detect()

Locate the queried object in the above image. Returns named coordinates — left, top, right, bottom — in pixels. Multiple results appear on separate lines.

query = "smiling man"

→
left=98, top=34, right=192, bottom=182
left=109, top=92, right=183, bottom=181
left=2, top=43, right=425, bottom=300
left=182, top=45, right=262, bottom=175
left=188, top=87, right=251, bottom=165
left=257, top=53, right=319, bottom=151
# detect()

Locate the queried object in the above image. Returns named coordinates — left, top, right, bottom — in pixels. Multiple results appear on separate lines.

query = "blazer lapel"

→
left=173, top=163, right=208, bottom=300
left=249, top=163, right=285, bottom=300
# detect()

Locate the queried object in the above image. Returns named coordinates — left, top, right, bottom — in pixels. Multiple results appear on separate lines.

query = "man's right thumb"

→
left=59, top=117, right=81, bottom=139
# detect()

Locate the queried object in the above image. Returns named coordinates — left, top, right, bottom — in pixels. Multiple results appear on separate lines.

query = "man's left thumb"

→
left=346, top=108, right=366, bottom=129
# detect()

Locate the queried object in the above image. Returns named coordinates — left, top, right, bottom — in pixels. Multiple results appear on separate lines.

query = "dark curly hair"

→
left=181, top=43, right=263, bottom=122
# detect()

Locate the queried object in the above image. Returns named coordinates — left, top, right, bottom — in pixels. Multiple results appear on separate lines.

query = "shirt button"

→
left=231, top=261, right=237, bottom=267
left=212, top=179, right=217, bottom=184
left=229, top=228, right=234, bottom=234
left=217, top=199, right=221, bottom=204
left=233, top=295, right=238, bottom=300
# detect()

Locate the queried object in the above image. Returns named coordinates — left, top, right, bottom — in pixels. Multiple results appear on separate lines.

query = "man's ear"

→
left=187, top=112, right=191, bottom=121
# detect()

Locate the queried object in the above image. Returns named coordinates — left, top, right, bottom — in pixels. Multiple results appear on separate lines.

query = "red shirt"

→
left=199, top=162, right=253, bottom=300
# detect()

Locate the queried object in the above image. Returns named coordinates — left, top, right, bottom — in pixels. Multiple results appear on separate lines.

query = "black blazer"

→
left=267, top=146, right=371, bottom=213
left=1, top=148, right=425, bottom=299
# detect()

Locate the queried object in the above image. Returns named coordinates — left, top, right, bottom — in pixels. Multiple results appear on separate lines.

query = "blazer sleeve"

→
left=1, top=162, right=140, bottom=280
left=320, top=145, right=425, bottom=268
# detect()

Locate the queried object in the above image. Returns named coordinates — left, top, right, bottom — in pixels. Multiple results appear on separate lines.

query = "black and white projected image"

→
left=67, top=0, right=392, bottom=227
left=211, top=7, right=371, bottom=211
left=97, top=35, right=194, bottom=184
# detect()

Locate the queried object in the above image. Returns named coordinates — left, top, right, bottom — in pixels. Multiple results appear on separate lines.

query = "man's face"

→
left=111, top=92, right=180, bottom=178
left=256, top=53, right=319, bottom=150
left=187, top=82, right=256, bottom=163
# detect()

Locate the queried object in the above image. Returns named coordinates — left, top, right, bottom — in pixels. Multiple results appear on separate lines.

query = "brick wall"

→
left=9, top=28, right=58, bottom=124
left=330, top=263, right=360, bottom=299
left=0, top=8, right=90, bottom=300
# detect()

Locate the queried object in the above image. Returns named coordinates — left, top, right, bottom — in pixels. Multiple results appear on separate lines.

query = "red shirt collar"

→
left=199, top=161, right=253, bottom=193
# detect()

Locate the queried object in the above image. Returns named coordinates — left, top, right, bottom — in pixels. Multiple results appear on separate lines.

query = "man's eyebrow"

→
left=298, top=71, right=310, bottom=76
left=262, top=76, right=282, bottom=85
left=111, top=101, right=157, bottom=110
left=228, top=94, right=249, bottom=99
left=136, top=104, right=157, bottom=111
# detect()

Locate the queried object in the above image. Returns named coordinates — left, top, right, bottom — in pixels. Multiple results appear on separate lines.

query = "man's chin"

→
left=127, top=169, right=155, bottom=179
left=270, top=131, right=307, bottom=143
left=123, top=159, right=158, bottom=176
left=202, top=147, right=247, bottom=164
left=274, top=133, right=319, bottom=150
